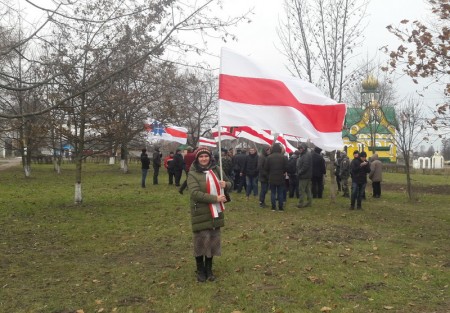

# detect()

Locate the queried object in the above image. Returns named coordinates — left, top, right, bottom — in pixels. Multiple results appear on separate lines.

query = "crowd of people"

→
left=140, top=143, right=383, bottom=282
left=141, top=144, right=383, bottom=210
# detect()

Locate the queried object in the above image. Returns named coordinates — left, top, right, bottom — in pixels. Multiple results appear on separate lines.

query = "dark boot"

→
left=205, top=257, right=216, bottom=281
left=195, top=256, right=206, bottom=282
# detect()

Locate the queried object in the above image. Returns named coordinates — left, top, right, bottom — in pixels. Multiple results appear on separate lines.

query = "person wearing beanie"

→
left=350, top=150, right=370, bottom=209
left=187, top=147, right=232, bottom=282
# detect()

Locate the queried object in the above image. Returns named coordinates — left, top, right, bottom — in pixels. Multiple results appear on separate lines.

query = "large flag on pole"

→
left=218, top=48, right=346, bottom=151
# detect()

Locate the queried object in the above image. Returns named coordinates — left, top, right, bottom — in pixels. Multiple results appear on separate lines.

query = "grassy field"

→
left=0, top=162, right=449, bottom=313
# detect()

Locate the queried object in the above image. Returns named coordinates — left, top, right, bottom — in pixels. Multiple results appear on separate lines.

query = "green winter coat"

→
left=187, top=165, right=232, bottom=232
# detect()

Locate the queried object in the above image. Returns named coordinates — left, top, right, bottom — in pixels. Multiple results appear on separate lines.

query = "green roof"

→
left=344, top=107, right=397, bottom=135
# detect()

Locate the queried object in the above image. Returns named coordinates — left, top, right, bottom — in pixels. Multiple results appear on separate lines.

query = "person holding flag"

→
left=187, top=148, right=232, bottom=282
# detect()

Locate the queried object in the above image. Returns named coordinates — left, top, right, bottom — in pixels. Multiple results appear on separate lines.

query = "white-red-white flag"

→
left=145, top=120, right=188, bottom=145
left=218, top=48, right=346, bottom=151
left=234, top=126, right=273, bottom=146
left=211, top=127, right=238, bottom=141
left=198, top=137, right=217, bottom=148
left=276, top=134, right=297, bottom=154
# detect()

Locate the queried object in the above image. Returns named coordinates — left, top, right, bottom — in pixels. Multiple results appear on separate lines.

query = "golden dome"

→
left=362, top=75, right=379, bottom=91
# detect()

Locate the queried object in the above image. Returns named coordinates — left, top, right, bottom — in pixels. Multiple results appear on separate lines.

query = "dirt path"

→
left=0, top=158, right=22, bottom=171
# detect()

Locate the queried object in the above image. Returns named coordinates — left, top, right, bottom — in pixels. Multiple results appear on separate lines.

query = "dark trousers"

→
left=311, top=176, right=324, bottom=198
left=153, top=166, right=160, bottom=184
left=270, top=184, right=285, bottom=209
left=174, top=170, right=183, bottom=186
left=168, top=170, right=174, bottom=185
left=259, top=181, right=268, bottom=205
left=351, top=182, right=366, bottom=208
left=245, top=176, right=258, bottom=197
left=288, top=174, right=299, bottom=198
left=141, top=169, right=148, bottom=187
left=372, top=181, right=381, bottom=198
left=234, top=170, right=246, bottom=193
left=336, top=174, right=341, bottom=191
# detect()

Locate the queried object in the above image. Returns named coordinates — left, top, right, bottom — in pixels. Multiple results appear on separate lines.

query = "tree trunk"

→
left=22, top=151, right=31, bottom=178
left=109, top=156, right=115, bottom=165
left=74, top=182, right=82, bottom=204
left=404, top=156, right=413, bottom=200
left=53, top=155, right=62, bottom=174
left=120, top=145, right=129, bottom=173
left=23, top=164, right=31, bottom=177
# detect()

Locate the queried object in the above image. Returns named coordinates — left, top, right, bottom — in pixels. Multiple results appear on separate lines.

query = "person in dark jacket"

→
left=258, top=147, right=270, bottom=208
left=232, top=149, right=247, bottom=192
left=172, top=149, right=184, bottom=187
left=243, top=148, right=259, bottom=199
left=311, top=147, right=327, bottom=198
left=350, top=151, right=371, bottom=209
left=296, top=143, right=313, bottom=208
left=187, top=148, right=232, bottom=282
left=287, top=150, right=300, bottom=198
left=179, top=147, right=196, bottom=194
left=152, top=147, right=162, bottom=185
left=140, top=148, right=150, bottom=188
left=264, top=143, right=288, bottom=211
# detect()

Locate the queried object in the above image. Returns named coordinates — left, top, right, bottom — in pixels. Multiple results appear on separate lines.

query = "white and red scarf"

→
left=205, top=170, right=225, bottom=218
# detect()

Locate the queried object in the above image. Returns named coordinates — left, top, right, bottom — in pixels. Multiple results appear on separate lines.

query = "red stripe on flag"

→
left=237, top=126, right=273, bottom=145
left=165, top=127, right=187, bottom=138
left=219, top=74, right=345, bottom=133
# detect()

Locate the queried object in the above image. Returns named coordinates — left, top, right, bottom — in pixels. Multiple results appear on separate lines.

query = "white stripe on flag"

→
left=198, top=137, right=217, bottom=148
left=219, top=48, right=346, bottom=151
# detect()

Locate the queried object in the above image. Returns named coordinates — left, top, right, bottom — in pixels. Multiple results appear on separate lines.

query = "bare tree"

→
left=0, top=22, right=51, bottom=176
left=383, top=0, right=449, bottom=137
left=392, top=97, right=425, bottom=200
left=441, top=138, right=450, bottom=160
left=278, top=0, right=369, bottom=102
left=1, top=0, right=249, bottom=204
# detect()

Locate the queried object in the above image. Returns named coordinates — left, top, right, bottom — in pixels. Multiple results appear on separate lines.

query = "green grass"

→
left=1, top=163, right=449, bottom=313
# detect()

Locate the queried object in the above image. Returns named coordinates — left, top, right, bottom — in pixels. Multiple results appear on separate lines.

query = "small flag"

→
left=211, top=127, right=238, bottom=141
left=145, top=120, right=187, bottom=144
left=198, top=137, right=217, bottom=148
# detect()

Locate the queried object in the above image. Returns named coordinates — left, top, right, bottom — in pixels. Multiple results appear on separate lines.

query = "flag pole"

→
left=218, top=48, right=224, bottom=181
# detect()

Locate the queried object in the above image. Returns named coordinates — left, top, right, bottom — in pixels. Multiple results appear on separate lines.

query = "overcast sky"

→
left=22, top=0, right=443, bottom=106
left=209, top=0, right=439, bottom=102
